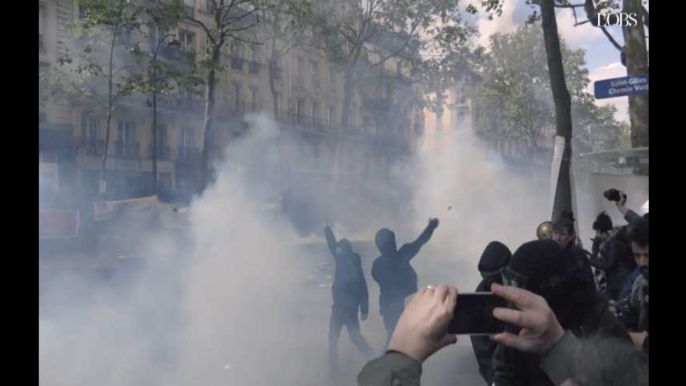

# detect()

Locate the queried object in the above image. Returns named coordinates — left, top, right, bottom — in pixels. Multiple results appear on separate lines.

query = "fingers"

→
left=440, top=334, right=457, bottom=348
left=445, top=286, right=458, bottom=309
left=434, top=285, right=449, bottom=302
left=491, top=283, right=534, bottom=310
left=490, top=332, right=524, bottom=350
left=492, top=307, right=529, bottom=327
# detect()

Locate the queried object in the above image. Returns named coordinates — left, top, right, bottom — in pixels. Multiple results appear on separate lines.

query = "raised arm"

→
left=324, top=226, right=338, bottom=259
left=615, top=191, right=644, bottom=226
left=400, top=218, right=439, bottom=261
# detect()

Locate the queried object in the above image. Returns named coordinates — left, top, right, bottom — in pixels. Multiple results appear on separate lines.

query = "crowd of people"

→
left=322, top=189, right=649, bottom=385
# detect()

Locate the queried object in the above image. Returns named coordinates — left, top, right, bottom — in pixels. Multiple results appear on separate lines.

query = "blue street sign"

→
left=594, top=74, right=649, bottom=99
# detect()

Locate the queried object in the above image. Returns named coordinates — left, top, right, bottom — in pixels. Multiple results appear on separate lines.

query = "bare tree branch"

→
left=226, top=29, right=262, bottom=45
left=600, top=25, right=623, bottom=52
left=225, top=7, right=259, bottom=30
left=554, top=3, right=586, bottom=8
left=574, top=19, right=591, bottom=26
left=369, top=23, right=419, bottom=70
left=187, top=17, right=215, bottom=45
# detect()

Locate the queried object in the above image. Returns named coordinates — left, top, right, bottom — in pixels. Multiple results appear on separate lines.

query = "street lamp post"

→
left=151, top=33, right=180, bottom=196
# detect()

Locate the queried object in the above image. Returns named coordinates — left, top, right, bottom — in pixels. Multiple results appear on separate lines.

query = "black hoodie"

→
left=324, top=226, right=369, bottom=315
left=371, top=220, right=438, bottom=313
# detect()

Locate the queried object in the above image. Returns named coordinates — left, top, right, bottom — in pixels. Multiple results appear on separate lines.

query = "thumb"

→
left=439, top=334, right=458, bottom=348
left=490, top=332, right=526, bottom=351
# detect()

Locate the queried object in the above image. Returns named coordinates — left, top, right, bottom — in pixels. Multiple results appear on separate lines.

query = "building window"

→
left=178, top=30, right=195, bottom=52
left=118, top=121, right=136, bottom=143
left=250, top=88, right=258, bottom=111
left=82, top=113, right=100, bottom=155
left=206, top=0, right=216, bottom=13
left=311, top=60, right=319, bottom=82
left=181, top=128, right=196, bottom=149
left=231, top=41, right=244, bottom=58
left=232, top=84, right=241, bottom=111
left=297, top=56, right=305, bottom=75
left=312, top=102, right=319, bottom=120
left=328, top=106, right=335, bottom=124
left=457, top=111, right=466, bottom=129
left=154, top=125, right=168, bottom=158
left=296, top=99, right=304, bottom=123
left=117, top=120, right=138, bottom=158
left=251, top=44, right=258, bottom=62
left=458, top=87, right=467, bottom=104
left=328, top=65, right=336, bottom=85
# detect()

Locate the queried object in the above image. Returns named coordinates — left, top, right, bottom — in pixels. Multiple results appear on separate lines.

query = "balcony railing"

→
left=294, top=74, right=305, bottom=88
left=85, top=140, right=106, bottom=156
left=248, top=61, right=262, bottom=75
left=158, top=45, right=195, bottom=64
left=115, top=141, right=140, bottom=159
left=231, top=56, right=245, bottom=71
left=158, top=95, right=204, bottom=113
left=148, top=144, right=171, bottom=160
left=178, top=147, right=201, bottom=163
left=286, top=115, right=339, bottom=132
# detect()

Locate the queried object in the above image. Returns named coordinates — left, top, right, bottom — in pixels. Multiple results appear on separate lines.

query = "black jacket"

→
left=372, top=222, right=437, bottom=312
left=325, top=227, right=369, bottom=315
left=562, top=243, right=598, bottom=303
left=471, top=279, right=498, bottom=385
left=492, top=296, right=631, bottom=386
left=588, top=227, right=636, bottom=299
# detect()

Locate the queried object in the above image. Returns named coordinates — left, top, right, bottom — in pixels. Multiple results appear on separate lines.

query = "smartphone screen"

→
left=447, top=292, right=507, bottom=335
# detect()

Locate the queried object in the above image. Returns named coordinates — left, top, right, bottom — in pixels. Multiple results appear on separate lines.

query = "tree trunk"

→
left=200, top=49, right=220, bottom=193
left=623, top=0, right=649, bottom=148
left=540, top=0, right=574, bottom=222
left=101, top=106, right=113, bottom=199
left=100, top=17, right=121, bottom=200
left=268, top=53, right=282, bottom=194
left=334, top=68, right=355, bottom=189
left=152, top=72, right=158, bottom=196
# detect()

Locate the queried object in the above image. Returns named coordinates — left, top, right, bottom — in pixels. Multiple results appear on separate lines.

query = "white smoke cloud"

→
left=475, top=1, right=519, bottom=49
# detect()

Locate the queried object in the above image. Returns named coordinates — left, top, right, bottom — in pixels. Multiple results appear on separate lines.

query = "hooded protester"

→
left=588, top=212, right=636, bottom=300
left=324, top=225, right=374, bottom=375
left=471, top=241, right=512, bottom=385
left=492, top=240, right=631, bottom=386
left=372, top=218, right=440, bottom=347
left=552, top=212, right=597, bottom=303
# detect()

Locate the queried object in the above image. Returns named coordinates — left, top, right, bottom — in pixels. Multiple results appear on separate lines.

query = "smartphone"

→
left=447, top=292, right=508, bottom=335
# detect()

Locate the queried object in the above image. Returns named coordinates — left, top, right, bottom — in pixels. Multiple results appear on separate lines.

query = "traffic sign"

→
left=594, top=74, right=649, bottom=99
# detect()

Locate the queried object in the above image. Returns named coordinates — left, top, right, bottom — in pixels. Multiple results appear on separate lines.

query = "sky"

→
left=463, top=1, right=645, bottom=124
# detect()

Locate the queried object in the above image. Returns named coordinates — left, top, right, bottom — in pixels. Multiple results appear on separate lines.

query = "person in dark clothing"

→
left=492, top=240, right=631, bottom=386
left=552, top=213, right=597, bottom=303
left=324, top=226, right=374, bottom=375
left=618, top=220, right=649, bottom=299
left=613, top=220, right=649, bottom=354
left=588, top=212, right=636, bottom=300
left=471, top=241, right=512, bottom=385
left=372, top=218, right=440, bottom=348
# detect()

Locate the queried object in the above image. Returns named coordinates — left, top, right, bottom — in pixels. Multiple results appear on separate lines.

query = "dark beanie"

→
left=478, top=241, right=512, bottom=274
left=508, top=240, right=565, bottom=282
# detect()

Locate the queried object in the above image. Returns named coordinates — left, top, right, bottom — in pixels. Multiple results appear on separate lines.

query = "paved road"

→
left=39, top=238, right=486, bottom=386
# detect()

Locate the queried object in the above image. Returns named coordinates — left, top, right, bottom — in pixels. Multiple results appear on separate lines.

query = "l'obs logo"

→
left=597, top=12, right=639, bottom=27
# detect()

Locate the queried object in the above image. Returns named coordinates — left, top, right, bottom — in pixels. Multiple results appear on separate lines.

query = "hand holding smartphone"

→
left=447, top=292, right=508, bottom=335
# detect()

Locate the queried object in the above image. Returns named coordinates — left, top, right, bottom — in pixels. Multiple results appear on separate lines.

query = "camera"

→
left=603, top=189, right=623, bottom=202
